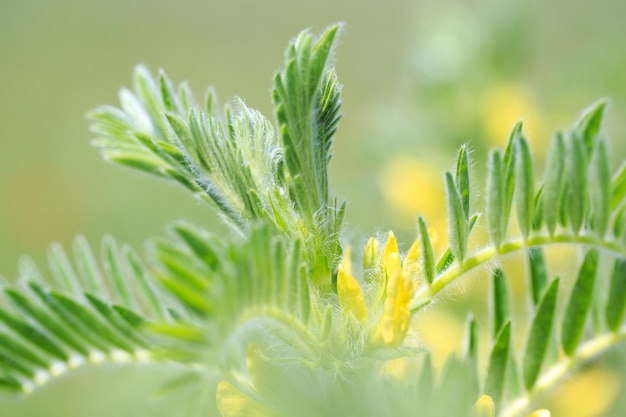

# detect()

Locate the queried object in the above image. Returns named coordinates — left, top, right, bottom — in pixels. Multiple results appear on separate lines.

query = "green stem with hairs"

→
left=410, top=232, right=626, bottom=313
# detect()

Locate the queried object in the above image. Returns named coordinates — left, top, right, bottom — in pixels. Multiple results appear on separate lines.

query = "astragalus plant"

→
left=2, top=25, right=626, bottom=417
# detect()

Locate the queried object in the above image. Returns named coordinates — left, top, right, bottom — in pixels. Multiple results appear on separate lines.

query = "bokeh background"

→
left=1, top=0, right=626, bottom=416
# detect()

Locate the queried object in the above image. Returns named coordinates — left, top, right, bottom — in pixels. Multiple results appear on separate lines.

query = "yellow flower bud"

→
left=403, top=237, right=421, bottom=275
left=474, top=395, right=495, bottom=417
left=363, top=236, right=380, bottom=271
left=382, top=231, right=401, bottom=278
left=337, top=247, right=368, bottom=323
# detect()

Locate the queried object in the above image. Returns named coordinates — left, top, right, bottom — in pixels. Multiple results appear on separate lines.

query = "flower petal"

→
left=403, top=237, right=421, bottom=275
left=372, top=269, right=414, bottom=347
left=382, top=231, right=401, bottom=278
left=337, top=247, right=368, bottom=322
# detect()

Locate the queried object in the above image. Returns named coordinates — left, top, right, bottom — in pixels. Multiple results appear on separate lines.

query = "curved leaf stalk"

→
left=14, top=348, right=155, bottom=395
left=410, top=233, right=626, bottom=312
left=500, top=327, right=626, bottom=417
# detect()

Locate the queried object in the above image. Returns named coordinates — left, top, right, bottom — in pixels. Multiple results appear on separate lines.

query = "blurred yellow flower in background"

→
left=475, top=395, right=496, bottom=417
left=379, top=156, right=448, bottom=252
left=481, top=82, right=545, bottom=154
left=547, top=367, right=620, bottom=417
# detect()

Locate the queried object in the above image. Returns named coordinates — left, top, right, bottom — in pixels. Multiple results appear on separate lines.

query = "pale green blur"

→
left=1, top=0, right=626, bottom=415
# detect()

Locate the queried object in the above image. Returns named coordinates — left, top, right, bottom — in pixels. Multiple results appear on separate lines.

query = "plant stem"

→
left=410, top=232, right=626, bottom=312
left=499, top=328, right=626, bottom=417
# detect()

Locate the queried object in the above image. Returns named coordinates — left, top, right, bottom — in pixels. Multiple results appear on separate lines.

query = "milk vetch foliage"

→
left=2, top=25, right=626, bottom=417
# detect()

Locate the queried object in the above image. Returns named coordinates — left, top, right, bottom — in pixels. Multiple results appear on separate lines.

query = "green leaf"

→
left=532, top=183, right=545, bottom=231
left=0, top=375, right=22, bottom=392
left=124, top=246, right=167, bottom=320
left=484, top=321, right=511, bottom=406
left=102, top=236, right=133, bottom=308
left=298, top=266, right=311, bottom=324
left=487, top=150, right=506, bottom=248
left=515, top=136, right=534, bottom=239
left=492, top=269, right=510, bottom=339
left=72, top=236, right=105, bottom=294
left=27, top=284, right=112, bottom=353
left=0, top=350, right=33, bottom=378
left=134, top=66, right=171, bottom=139
left=48, top=242, right=81, bottom=297
left=5, top=286, right=89, bottom=356
left=502, top=124, right=519, bottom=234
left=172, top=222, right=220, bottom=269
left=50, top=291, right=135, bottom=353
left=113, top=305, right=147, bottom=328
left=558, top=182, right=570, bottom=228
left=574, top=99, right=607, bottom=158
left=455, top=144, right=471, bottom=220
left=315, top=69, right=342, bottom=204
left=523, top=278, right=559, bottom=390
left=445, top=172, right=468, bottom=262
left=543, top=133, right=566, bottom=235
left=464, top=314, right=478, bottom=371
left=17, top=256, right=43, bottom=282
left=606, top=257, right=626, bottom=332
left=436, top=214, right=479, bottom=274
left=611, top=162, right=626, bottom=210
left=561, top=249, right=599, bottom=356
left=614, top=206, right=626, bottom=241
left=506, top=356, right=522, bottom=400
left=589, top=140, right=611, bottom=237
left=104, top=150, right=170, bottom=178
left=528, top=248, right=548, bottom=306
left=418, top=216, right=435, bottom=284
left=272, top=25, right=340, bottom=213
left=158, top=69, right=182, bottom=114
left=0, top=307, right=68, bottom=362
left=0, top=332, right=49, bottom=369
left=158, top=274, right=211, bottom=316
left=567, top=137, right=587, bottom=234
left=84, top=294, right=147, bottom=348
left=0, top=232, right=174, bottom=395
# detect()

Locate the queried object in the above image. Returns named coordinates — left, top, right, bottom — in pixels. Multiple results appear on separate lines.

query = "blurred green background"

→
left=2, top=0, right=626, bottom=416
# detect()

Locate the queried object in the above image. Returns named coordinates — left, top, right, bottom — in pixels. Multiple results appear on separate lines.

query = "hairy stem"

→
left=410, top=232, right=626, bottom=312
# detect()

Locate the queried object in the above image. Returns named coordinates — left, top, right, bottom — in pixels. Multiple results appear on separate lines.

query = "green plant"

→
left=2, top=24, right=626, bottom=417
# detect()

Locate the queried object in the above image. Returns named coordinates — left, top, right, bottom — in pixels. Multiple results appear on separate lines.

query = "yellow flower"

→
left=403, top=237, right=421, bottom=276
left=525, top=410, right=551, bottom=417
left=481, top=82, right=544, bottom=154
left=363, top=236, right=380, bottom=272
left=548, top=367, right=619, bottom=417
left=382, top=231, right=401, bottom=278
left=216, top=381, right=274, bottom=417
left=337, top=247, right=368, bottom=323
left=474, top=395, right=495, bottom=417
left=379, top=156, right=448, bottom=252
left=372, top=268, right=415, bottom=347
left=474, top=395, right=551, bottom=417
